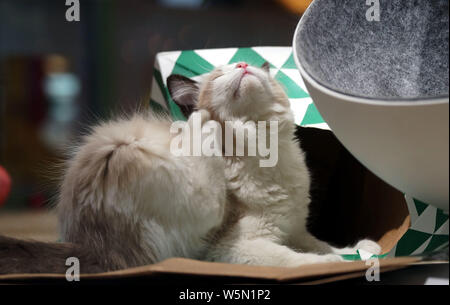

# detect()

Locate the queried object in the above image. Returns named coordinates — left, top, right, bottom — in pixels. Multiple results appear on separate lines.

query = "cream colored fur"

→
left=57, top=113, right=227, bottom=269
left=169, top=63, right=381, bottom=267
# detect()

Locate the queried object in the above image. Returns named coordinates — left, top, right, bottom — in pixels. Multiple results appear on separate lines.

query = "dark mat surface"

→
left=295, top=0, right=449, bottom=100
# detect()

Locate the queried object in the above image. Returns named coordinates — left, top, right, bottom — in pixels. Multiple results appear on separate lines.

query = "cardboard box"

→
left=0, top=256, right=425, bottom=284
left=0, top=47, right=447, bottom=284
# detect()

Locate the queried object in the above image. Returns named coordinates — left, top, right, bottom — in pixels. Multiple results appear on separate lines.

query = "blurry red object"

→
left=0, top=166, right=12, bottom=206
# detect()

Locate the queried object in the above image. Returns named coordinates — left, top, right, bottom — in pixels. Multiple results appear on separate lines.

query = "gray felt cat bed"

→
left=293, top=0, right=449, bottom=210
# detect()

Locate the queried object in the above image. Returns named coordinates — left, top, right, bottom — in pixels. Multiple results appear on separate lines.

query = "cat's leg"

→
left=207, top=237, right=344, bottom=267
left=295, top=232, right=381, bottom=255
left=334, top=239, right=382, bottom=255
left=207, top=216, right=343, bottom=267
left=187, top=109, right=211, bottom=126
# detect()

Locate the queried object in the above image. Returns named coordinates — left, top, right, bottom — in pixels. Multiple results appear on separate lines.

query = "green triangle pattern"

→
left=341, top=252, right=388, bottom=261
left=424, top=235, right=449, bottom=253
left=171, top=50, right=215, bottom=78
left=435, top=209, right=448, bottom=233
left=414, top=199, right=428, bottom=216
left=274, top=70, right=309, bottom=99
left=282, top=53, right=297, bottom=69
left=228, top=48, right=274, bottom=68
left=395, top=229, right=432, bottom=256
left=300, top=102, right=325, bottom=125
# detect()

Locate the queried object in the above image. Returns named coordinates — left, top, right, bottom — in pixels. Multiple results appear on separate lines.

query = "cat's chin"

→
left=240, top=73, right=261, bottom=87
left=234, top=76, right=266, bottom=102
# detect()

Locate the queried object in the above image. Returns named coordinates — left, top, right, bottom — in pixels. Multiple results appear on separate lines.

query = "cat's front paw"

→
left=187, top=109, right=211, bottom=128
left=331, top=239, right=381, bottom=255
left=321, top=254, right=345, bottom=263
left=196, top=109, right=212, bottom=125
left=355, top=239, right=381, bottom=255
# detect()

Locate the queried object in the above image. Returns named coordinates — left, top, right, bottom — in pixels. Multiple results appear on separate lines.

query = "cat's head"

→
left=167, top=62, right=291, bottom=122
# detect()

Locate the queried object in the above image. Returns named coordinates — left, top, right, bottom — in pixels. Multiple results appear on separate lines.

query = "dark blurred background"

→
left=0, top=0, right=307, bottom=210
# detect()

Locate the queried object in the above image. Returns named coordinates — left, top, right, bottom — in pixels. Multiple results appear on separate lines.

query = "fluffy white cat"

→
left=168, top=62, right=381, bottom=267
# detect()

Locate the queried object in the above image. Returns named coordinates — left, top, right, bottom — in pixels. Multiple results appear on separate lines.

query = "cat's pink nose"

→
left=236, top=62, right=249, bottom=70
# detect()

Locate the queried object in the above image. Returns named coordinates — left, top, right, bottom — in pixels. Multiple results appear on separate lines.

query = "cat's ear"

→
left=261, top=61, right=270, bottom=72
left=167, top=75, right=199, bottom=117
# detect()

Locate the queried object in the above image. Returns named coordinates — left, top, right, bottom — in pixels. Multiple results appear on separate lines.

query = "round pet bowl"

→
left=293, top=0, right=449, bottom=210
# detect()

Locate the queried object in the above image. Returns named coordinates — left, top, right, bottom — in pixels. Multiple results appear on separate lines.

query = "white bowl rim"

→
left=292, top=5, right=450, bottom=107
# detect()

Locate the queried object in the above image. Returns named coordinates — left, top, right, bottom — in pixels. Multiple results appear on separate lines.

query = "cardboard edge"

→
left=0, top=256, right=423, bottom=283
left=276, top=256, right=421, bottom=281
left=298, top=265, right=407, bottom=285
left=379, top=214, right=412, bottom=254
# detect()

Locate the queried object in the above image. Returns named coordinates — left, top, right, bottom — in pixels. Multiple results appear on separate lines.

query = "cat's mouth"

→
left=233, top=71, right=257, bottom=99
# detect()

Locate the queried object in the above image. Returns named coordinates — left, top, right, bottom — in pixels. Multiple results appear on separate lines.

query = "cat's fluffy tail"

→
left=0, top=235, right=104, bottom=275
